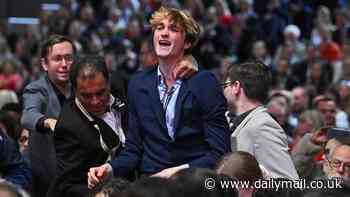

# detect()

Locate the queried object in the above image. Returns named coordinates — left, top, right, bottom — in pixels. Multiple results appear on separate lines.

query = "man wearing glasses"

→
left=327, top=144, right=350, bottom=183
left=21, top=34, right=75, bottom=197
left=223, top=61, right=299, bottom=180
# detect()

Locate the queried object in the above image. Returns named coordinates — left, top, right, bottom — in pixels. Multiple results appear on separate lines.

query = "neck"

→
left=236, top=98, right=262, bottom=115
left=159, top=56, right=182, bottom=87
left=54, top=82, right=70, bottom=97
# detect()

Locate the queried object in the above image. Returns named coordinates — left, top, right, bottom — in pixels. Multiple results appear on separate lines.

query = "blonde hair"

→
left=149, top=6, right=200, bottom=53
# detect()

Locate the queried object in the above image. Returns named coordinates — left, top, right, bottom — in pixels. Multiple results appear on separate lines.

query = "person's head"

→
left=1, top=102, right=22, bottom=123
left=252, top=40, right=268, bottom=59
left=70, top=55, right=110, bottom=116
left=0, top=59, right=18, bottom=75
left=172, top=168, right=237, bottom=197
left=0, top=110, right=19, bottom=141
left=309, top=60, right=323, bottom=81
left=121, top=177, right=182, bottom=197
left=217, top=151, right=263, bottom=184
left=291, top=86, right=308, bottom=113
left=295, top=110, right=324, bottom=137
left=40, top=34, right=76, bottom=87
left=283, top=24, right=301, bottom=42
left=338, top=80, right=350, bottom=101
left=275, top=58, right=289, bottom=75
left=94, top=177, right=130, bottom=197
left=150, top=6, right=200, bottom=60
left=139, top=37, right=158, bottom=69
left=328, top=145, right=350, bottom=181
left=313, top=95, right=336, bottom=126
left=223, top=61, right=271, bottom=107
left=18, top=128, right=29, bottom=154
left=267, top=98, right=289, bottom=125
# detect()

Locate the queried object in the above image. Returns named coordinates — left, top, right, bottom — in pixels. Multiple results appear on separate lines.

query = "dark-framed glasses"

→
left=50, top=54, right=74, bottom=63
left=329, top=159, right=350, bottom=172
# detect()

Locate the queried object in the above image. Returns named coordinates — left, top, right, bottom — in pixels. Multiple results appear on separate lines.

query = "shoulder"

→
left=185, top=70, right=220, bottom=93
left=187, top=70, right=218, bottom=85
left=242, top=108, right=281, bottom=131
left=23, top=77, right=49, bottom=92
left=128, top=68, right=156, bottom=88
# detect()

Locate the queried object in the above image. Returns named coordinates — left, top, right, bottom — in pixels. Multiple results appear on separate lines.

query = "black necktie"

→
left=94, top=117, right=120, bottom=150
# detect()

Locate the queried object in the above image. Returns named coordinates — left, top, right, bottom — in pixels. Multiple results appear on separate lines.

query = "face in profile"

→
left=75, top=72, right=110, bottom=116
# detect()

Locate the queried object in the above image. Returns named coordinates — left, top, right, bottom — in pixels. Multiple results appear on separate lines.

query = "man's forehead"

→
left=49, top=42, right=73, bottom=54
left=157, top=17, right=182, bottom=26
left=333, top=146, right=350, bottom=159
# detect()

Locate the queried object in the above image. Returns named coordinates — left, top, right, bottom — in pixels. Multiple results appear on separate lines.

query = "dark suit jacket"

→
left=21, top=76, right=66, bottom=197
left=46, top=98, right=127, bottom=197
left=110, top=68, right=230, bottom=177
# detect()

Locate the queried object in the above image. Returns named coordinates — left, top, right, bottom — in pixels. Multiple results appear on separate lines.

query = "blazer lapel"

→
left=143, top=71, right=167, bottom=130
left=174, top=80, right=190, bottom=132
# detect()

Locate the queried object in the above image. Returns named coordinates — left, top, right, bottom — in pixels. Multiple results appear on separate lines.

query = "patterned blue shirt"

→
left=157, top=66, right=182, bottom=140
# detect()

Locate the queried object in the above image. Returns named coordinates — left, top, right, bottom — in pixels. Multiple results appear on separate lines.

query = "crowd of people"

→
left=1, top=0, right=350, bottom=197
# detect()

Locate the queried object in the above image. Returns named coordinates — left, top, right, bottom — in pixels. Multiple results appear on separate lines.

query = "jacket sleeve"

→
left=21, top=82, right=47, bottom=132
left=187, top=72, right=230, bottom=168
left=109, top=79, right=142, bottom=177
left=254, top=118, right=299, bottom=179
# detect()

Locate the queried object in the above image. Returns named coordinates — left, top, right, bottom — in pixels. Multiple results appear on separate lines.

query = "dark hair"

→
left=121, top=177, right=182, bottom=197
left=0, top=110, right=19, bottom=141
left=40, top=34, right=76, bottom=60
left=226, top=61, right=271, bottom=103
left=216, top=151, right=263, bottom=185
left=172, top=168, right=238, bottom=197
left=95, top=177, right=130, bottom=197
left=1, top=103, right=22, bottom=114
left=70, top=55, right=109, bottom=89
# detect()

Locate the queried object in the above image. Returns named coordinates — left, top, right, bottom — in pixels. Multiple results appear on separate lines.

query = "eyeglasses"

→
left=328, top=159, right=350, bottom=172
left=221, top=80, right=233, bottom=88
left=50, top=54, right=74, bottom=63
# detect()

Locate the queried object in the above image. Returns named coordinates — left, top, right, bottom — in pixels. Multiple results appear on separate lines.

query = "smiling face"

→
left=41, top=41, right=74, bottom=86
left=153, top=17, right=190, bottom=62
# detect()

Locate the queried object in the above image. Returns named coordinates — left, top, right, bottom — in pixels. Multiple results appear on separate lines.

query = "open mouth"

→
left=159, top=40, right=171, bottom=47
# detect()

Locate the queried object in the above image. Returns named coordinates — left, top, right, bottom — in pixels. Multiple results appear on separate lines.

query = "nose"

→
left=160, top=28, right=169, bottom=37
left=91, top=95, right=100, bottom=105
left=61, top=58, right=69, bottom=67
left=24, top=140, right=28, bottom=147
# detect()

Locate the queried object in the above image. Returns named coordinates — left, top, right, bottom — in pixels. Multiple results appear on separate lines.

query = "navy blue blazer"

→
left=109, top=68, right=230, bottom=177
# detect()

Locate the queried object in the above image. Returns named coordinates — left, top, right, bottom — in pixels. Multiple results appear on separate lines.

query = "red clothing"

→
left=0, top=74, right=22, bottom=91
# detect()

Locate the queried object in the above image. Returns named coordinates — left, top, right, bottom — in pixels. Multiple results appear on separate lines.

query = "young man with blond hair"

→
left=88, top=6, right=229, bottom=187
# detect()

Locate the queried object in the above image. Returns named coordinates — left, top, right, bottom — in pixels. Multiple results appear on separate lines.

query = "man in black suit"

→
left=21, top=34, right=76, bottom=197
left=46, top=55, right=127, bottom=197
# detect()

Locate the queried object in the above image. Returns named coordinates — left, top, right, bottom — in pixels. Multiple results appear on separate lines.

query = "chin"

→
left=90, top=109, right=105, bottom=116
